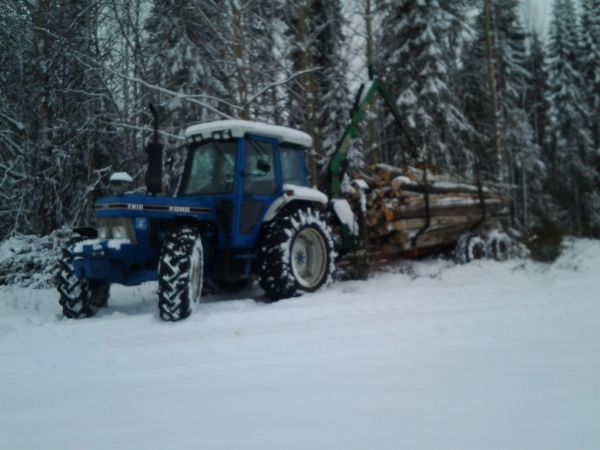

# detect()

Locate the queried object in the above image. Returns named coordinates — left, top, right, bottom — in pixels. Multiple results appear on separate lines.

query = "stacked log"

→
left=348, top=164, right=511, bottom=254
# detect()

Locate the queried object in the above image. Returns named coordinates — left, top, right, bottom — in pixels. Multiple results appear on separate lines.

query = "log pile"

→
left=348, top=164, right=511, bottom=255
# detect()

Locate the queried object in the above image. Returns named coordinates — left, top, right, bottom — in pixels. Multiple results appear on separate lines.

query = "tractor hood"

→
left=95, top=194, right=214, bottom=221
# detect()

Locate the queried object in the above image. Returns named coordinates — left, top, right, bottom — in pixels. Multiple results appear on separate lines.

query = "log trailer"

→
left=57, top=76, right=512, bottom=321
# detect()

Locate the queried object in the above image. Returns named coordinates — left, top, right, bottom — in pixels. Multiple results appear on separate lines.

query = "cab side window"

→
left=280, top=144, right=308, bottom=186
left=244, top=140, right=277, bottom=195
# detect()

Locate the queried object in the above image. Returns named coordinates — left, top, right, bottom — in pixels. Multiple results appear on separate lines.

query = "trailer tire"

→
left=57, top=242, right=109, bottom=319
left=257, top=206, right=335, bottom=300
left=487, top=231, right=512, bottom=261
left=455, top=232, right=487, bottom=264
left=158, top=227, right=203, bottom=321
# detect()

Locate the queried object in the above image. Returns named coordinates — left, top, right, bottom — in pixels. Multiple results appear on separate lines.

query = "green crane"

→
left=326, top=70, right=420, bottom=199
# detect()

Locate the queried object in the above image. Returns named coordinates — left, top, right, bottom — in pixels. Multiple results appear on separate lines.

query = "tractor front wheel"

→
left=57, top=242, right=109, bottom=319
left=158, top=227, right=203, bottom=321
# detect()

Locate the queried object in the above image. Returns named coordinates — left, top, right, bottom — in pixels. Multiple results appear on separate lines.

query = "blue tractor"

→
left=57, top=117, right=337, bottom=321
left=57, top=74, right=508, bottom=321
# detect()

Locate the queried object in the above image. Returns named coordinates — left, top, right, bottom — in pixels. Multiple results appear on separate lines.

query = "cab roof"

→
left=184, top=120, right=312, bottom=148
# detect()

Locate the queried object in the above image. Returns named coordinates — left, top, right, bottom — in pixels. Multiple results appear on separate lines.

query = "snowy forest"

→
left=1, top=0, right=599, bottom=240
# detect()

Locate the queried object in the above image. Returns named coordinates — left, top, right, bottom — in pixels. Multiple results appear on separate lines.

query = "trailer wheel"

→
left=158, top=227, right=203, bottom=321
left=257, top=206, right=335, bottom=300
left=57, top=242, right=109, bottom=319
left=487, top=231, right=512, bottom=261
left=455, top=232, right=487, bottom=264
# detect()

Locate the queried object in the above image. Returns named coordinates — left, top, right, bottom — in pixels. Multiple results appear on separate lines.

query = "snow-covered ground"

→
left=1, top=239, right=599, bottom=450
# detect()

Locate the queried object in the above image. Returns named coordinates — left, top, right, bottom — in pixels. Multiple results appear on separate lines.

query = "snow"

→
left=351, top=178, right=369, bottom=190
left=1, top=239, right=600, bottom=450
left=282, top=183, right=328, bottom=205
left=433, top=180, right=490, bottom=193
left=332, top=199, right=359, bottom=235
left=263, top=185, right=328, bottom=222
left=0, top=232, right=66, bottom=288
left=110, top=172, right=133, bottom=183
left=394, top=175, right=413, bottom=185
left=185, top=120, right=313, bottom=148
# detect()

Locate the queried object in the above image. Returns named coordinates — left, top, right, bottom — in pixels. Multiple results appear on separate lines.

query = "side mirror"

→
left=256, top=160, right=271, bottom=173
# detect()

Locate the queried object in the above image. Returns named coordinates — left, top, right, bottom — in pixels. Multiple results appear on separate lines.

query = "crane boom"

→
left=326, top=74, right=420, bottom=198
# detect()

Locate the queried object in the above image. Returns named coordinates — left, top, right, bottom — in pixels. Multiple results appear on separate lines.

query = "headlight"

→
left=96, top=217, right=136, bottom=243
left=97, top=226, right=109, bottom=239
left=112, top=225, right=128, bottom=239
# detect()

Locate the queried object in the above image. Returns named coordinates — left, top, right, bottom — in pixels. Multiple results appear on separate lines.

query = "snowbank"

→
left=0, top=229, right=72, bottom=288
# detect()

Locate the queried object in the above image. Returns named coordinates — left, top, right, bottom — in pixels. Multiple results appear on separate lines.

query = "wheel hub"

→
left=290, top=228, right=327, bottom=289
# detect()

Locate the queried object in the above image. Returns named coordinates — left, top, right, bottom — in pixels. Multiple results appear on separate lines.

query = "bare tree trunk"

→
left=297, top=3, right=320, bottom=184
left=231, top=1, right=250, bottom=120
left=484, top=0, right=504, bottom=184
left=365, top=0, right=379, bottom=165
left=29, top=0, right=54, bottom=234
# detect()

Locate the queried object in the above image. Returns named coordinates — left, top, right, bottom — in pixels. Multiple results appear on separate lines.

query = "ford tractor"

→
left=57, top=114, right=336, bottom=321
left=57, top=73, right=515, bottom=321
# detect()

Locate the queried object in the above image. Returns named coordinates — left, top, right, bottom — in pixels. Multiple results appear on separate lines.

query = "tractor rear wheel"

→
left=57, top=242, right=109, bottom=319
left=455, top=232, right=487, bottom=264
left=257, top=206, right=334, bottom=300
left=158, top=227, right=203, bottom=321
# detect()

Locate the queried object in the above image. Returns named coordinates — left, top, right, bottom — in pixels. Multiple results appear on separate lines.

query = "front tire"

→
left=158, top=227, right=203, bottom=321
left=57, top=242, right=109, bottom=319
left=257, top=206, right=335, bottom=300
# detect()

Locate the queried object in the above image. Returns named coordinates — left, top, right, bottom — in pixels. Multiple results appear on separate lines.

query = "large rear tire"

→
left=57, top=241, right=109, bottom=319
left=257, top=206, right=335, bottom=300
left=158, top=227, right=203, bottom=321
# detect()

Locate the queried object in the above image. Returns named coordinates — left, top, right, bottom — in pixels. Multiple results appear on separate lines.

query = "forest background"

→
left=1, top=0, right=599, bottom=240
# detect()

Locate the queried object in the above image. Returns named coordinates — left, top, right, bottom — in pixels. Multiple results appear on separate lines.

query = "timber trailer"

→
left=57, top=76, right=514, bottom=321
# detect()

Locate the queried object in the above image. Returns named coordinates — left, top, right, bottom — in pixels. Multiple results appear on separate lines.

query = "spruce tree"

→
left=145, top=1, right=223, bottom=127
left=312, top=0, right=351, bottom=164
left=461, top=0, right=540, bottom=225
left=522, top=31, right=550, bottom=227
left=579, top=0, right=600, bottom=157
left=578, top=0, right=600, bottom=234
left=284, top=0, right=350, bottom=183
left=545, top=0, right=597, bottom=235
left=378, top=0, right=472, bottom=174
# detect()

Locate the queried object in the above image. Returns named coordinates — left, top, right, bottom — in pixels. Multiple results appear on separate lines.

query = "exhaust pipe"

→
left=146, top=103, right=163, bottom=196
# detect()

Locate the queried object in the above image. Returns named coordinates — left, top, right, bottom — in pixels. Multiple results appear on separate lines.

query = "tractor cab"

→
left=180, top=120, right=313, bottom=250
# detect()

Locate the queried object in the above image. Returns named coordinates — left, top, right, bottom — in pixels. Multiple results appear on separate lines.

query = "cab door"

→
left=236, top=136, right=281, bottom=245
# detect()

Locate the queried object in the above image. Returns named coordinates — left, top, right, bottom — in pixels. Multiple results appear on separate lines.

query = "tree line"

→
left=1, top=0, right=599, bottom=240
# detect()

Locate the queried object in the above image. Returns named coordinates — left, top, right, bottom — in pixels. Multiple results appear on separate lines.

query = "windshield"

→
left=179, top=141, right=237, bottom=196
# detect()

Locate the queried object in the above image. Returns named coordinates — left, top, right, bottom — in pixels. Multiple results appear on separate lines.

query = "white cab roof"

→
left=184, top=120, right=312, bottom=148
